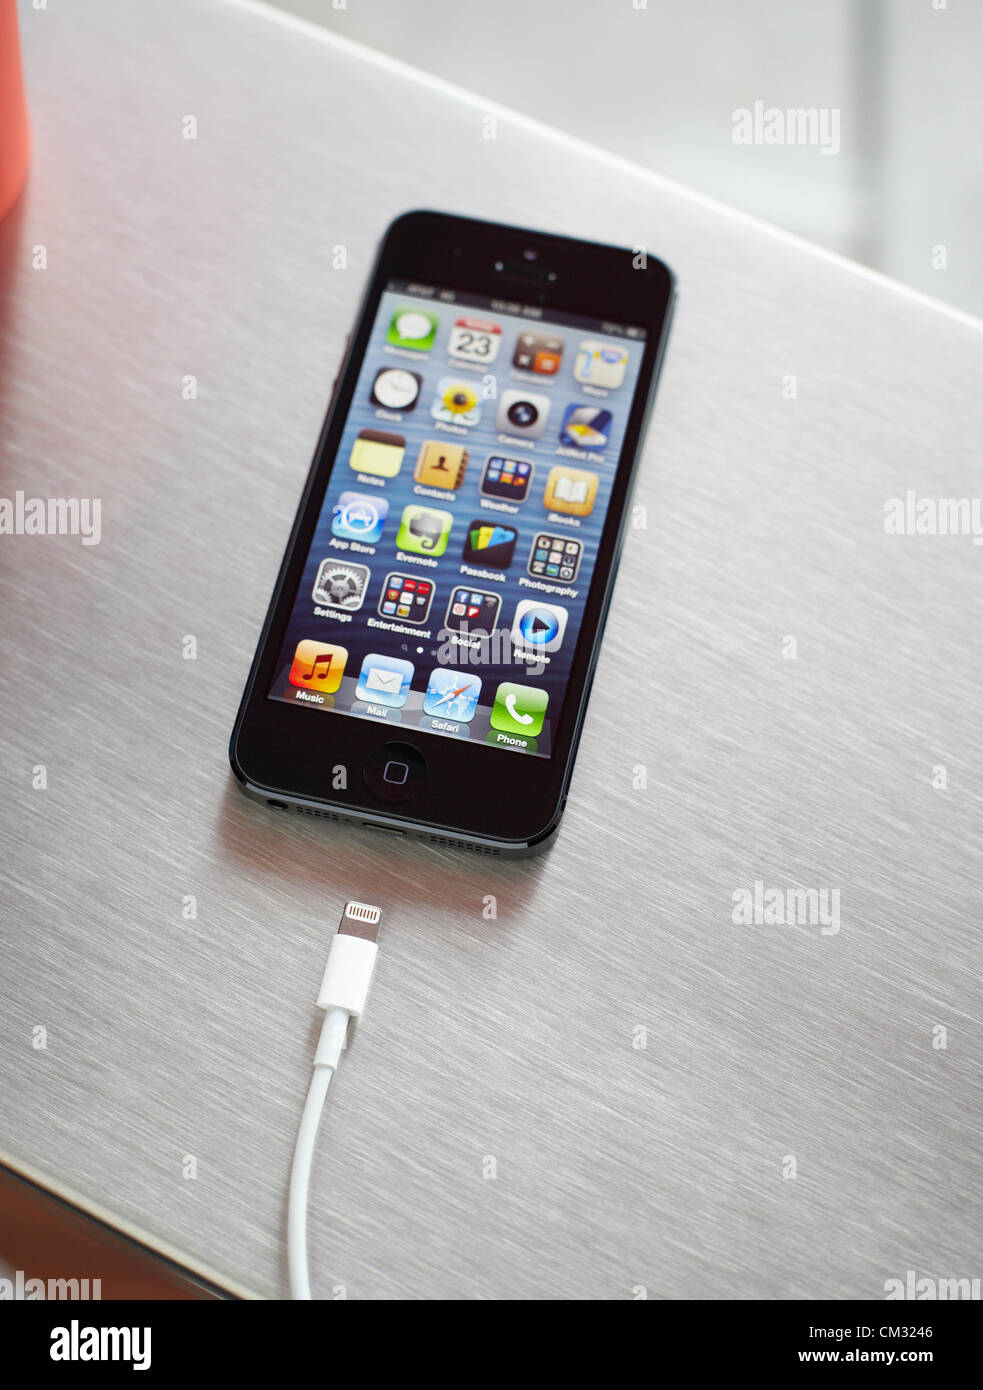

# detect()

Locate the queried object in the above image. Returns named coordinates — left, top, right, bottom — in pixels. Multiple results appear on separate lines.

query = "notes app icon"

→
left=289, top=641, right=348, bottom=694
left=350, top=429, right=406, bottom=478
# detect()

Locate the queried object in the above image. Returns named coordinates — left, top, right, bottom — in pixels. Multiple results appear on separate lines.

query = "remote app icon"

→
left=355, top=653, right=414, bottom=708
left=386, top=307, right=437, bottom=351
left=574, top=341, right=629, bottom=390
left=396, top=505, right=454, bottom=556
left=512, top=331, right=564, bottom=375
left=543, top=465, right=598, bottom=518
left=461, top=520, right=517, bottom=569
left=370, top=367, right=421, bottom=411
left=559, top=404, right=612, bottom=450
left=331, top=491, right=389, bottom=544
left=414, top=440, right=469, bottom=490
left=311, top=560, right=371, bottom=611
left=496, top=390, right=550, bottom=439
left=288, top=641, right=348, bottom=694
left=447, top=316, right=501, bottom=364
left=378, top=573, right=435, bottom=624
left=511, top=600, right=568, bottom=653
left=423, top=668, right=482, bottom=722
left=490, top=682, right=549, bottom=737
left=349, top=428, right=405, bottom=478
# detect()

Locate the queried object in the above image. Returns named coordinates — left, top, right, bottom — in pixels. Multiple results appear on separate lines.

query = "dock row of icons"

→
left=289, top=640, right=549, bottom=737
left=385, top=306, right=632, bottom=392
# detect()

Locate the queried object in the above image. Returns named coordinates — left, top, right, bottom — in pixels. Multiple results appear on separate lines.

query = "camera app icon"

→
left=496, top=390, right=551, bottom=440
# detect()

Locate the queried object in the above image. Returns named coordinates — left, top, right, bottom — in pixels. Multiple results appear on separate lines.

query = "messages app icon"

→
left=386, top=307, right=438, bottom=351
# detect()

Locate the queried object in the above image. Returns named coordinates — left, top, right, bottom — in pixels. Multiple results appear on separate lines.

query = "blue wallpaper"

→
left=269, top=287, right=645, bottom=759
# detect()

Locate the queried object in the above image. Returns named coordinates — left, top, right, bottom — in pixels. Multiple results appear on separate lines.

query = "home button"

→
left=363, top=741, right=428, bottom=802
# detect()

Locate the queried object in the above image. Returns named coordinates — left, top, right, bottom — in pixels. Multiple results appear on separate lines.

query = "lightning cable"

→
left=287, top=900, right=382, bottom=1300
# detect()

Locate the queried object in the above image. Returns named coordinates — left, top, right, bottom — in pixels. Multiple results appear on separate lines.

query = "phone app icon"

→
left=312, top=559, right=371, bottom=611
left=414, top=440, right=469, bottom=490
left=349, top=428, right=405, bottom=478
left=527, top=532, right=583, bottom=581
left=396, top=504, right=454, bottom=556
left=559, top=404, right=613, bottom=450
left=355, top=653, right=414, bottom=708
left=543, top=465, right=598, bottom=518
left=447, top=316, right=501, bottom=364
left=490, top=682, right=549, bottom=737
left=511, top=600, right=568, bottom=653
left=370, top=367, right=421, bottom=411
left=512, top=331, right=564, bottom=375
left=289, top=640, right=348, bottom=694
left=461, top=520, right=517, bottom=569
left=574, top=340, right=630, bottom=390
left=480, top=455, right=533, bottom=502
left=444, top=586, right=501, bottom=634
left=331, top=491, right=389, bottom=544
left=423, top=668, right=482, bottom=722
left=431, top=377, right=482, bottom=428
left=378, top=572, right=434, bottom=624
left=496, top=390, right=550, bottom=439
left=386, top=307, right=437, bottom=351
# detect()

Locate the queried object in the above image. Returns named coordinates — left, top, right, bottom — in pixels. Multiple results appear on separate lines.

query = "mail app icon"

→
left=355, top=653, right=414, bottom=709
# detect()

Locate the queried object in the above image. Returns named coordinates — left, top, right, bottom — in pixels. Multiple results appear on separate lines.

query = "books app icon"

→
left=542, top=466, right=598, bottom=518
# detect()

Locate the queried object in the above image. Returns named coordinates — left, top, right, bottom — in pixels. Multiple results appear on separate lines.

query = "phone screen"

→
left=267, top=281, right=647, bottom=758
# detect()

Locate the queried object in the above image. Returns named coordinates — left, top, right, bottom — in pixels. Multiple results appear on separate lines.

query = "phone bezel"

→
left=230, top=211, right=674, bottom=850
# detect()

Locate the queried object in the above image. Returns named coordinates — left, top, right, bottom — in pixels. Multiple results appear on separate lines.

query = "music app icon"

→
left=289, top=640, right=348, bottom=694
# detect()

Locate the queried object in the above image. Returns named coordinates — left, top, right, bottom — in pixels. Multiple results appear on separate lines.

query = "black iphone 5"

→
left=230, top=211, right=674, bottom=855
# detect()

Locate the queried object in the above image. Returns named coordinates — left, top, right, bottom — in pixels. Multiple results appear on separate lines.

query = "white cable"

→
left=287, top=903, right=381, bottom=1301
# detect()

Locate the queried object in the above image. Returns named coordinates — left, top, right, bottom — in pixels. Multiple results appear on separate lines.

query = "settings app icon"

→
left=312, top=559, right=371, bottom=612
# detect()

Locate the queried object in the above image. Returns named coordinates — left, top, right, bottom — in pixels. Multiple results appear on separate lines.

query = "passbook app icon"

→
left=289, top=641, right=348, bottom=694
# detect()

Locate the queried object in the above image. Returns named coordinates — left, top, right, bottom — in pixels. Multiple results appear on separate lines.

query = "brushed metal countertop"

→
left=1, top=0, right=980, bottom=1299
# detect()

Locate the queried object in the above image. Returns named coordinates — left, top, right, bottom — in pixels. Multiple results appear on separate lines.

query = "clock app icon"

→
left=370, top=367, right=422, bottom=412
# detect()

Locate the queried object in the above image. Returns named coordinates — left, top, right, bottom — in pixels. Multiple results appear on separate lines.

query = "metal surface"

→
left=1, top=0, right=981, bottom=1300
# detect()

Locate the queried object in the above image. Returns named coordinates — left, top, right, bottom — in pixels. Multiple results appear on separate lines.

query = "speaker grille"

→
left=426, top=834, right=501, bottom=856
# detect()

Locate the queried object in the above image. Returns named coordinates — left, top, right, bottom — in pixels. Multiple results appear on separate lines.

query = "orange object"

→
left=0, top=0, right=30, bottom=220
